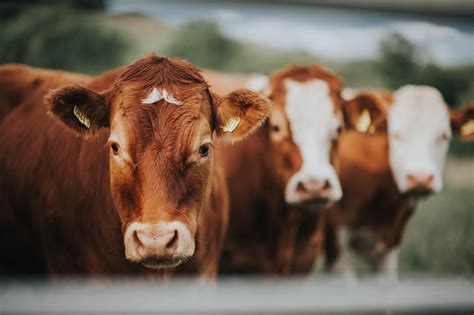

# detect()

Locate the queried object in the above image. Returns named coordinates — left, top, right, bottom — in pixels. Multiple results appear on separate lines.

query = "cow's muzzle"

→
left=124, top=221, right=195, bottom=269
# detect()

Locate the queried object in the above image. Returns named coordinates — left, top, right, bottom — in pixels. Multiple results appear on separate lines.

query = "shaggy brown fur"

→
left=0, top=54, right=270, bottom=277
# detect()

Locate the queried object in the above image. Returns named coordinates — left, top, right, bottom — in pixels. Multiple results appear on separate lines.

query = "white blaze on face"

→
left=388, top=85, right=451, bottom=193
left=142, top=88, right=182, bottom=105
left=284, top=79, right=342, bottom=203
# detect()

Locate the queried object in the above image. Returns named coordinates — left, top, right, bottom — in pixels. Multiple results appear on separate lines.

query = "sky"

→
left=109, top=1, right=474, bottom=66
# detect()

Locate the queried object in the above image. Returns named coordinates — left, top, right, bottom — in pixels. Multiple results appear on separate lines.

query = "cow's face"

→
left=264, top=66, right=344, bottom=207
left=388, top=85, right=451, bottom=196
left=46, top=55, right=271, bottom=269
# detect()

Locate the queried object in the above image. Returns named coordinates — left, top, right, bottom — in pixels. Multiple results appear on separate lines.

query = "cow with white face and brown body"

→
left=324, top=86, right=474, bottom=281
left=205, top=65, right=378, bottom=275
left=0, top=55, right=271, bottom=277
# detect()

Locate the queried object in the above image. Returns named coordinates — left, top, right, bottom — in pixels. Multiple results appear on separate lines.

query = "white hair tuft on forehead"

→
left=142, top=88, right=183, bottom=106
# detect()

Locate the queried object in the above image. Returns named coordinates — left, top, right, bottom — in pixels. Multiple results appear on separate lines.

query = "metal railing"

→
left=1, top=277, right=473, bottom=314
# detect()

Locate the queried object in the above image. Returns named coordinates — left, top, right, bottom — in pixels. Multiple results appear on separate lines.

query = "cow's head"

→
left=388, top=85, right=453, bottom=196
left=46, top=55, right=271, bottom=269
left=257, top=65, right=346, bottom=207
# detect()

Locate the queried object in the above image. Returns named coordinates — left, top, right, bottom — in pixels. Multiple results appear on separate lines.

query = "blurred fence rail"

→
left=1, top=278, right=473, bottom=314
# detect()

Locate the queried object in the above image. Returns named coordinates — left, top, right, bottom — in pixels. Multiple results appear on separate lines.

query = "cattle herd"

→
left=0, top=54, right=472, bottom=281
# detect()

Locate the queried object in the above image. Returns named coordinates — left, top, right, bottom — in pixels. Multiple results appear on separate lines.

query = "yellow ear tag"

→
left=73, top=105, right=91, bottom=129
left=222, top=117, right=240, bottom=133
left=460, top=119, right=474, bottom=137
left=368, top=125, right=376, bottom=135
left=355, top=108, right=372, bottom=133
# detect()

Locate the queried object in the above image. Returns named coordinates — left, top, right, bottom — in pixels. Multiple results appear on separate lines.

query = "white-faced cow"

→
left=325, top=86, right=474, bottom=281
left=204, top=65, right=377, bottom=274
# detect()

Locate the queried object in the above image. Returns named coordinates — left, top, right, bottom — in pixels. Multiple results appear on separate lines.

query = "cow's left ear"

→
left=342, top=92, right=389, bottom=134
left=213, top=89, right=272, bottom=143
left=451, top=104, right=474, bottom=140
left=45, top=84, right=110, bottom=138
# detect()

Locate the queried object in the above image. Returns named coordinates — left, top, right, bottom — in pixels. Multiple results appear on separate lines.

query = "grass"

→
left=400, top=187, right=474, bottom=277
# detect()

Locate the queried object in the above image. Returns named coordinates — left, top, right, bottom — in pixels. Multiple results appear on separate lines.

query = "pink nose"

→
left=406, top=172, right=434, bottom=190
left=295, top=177, right=332, bottom=203
left=124, top=222, right=194, bottom=268
left=135, top=227, right=179, bottom=252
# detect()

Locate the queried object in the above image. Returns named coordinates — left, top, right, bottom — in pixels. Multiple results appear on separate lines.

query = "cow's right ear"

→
left=451, top=103, right=474, bottom=140
left=342, top=92, right=389, bottom=134
left=45, top=84, right=110, bottom=138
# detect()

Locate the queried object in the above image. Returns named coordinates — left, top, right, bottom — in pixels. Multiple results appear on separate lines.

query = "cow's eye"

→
left=198, top=143, right=210, bottom=157
left=271, top=124, right=280, bottom=133
left=111, top=142, right=120, bottom=155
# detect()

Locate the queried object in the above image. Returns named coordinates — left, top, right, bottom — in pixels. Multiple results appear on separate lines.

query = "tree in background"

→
left=377, top=32, right=421, bottom=90
left=378, top=32, right=473, bottom=107
left=165, top=21, right=241, bottom=70
left=414, top=63, right=474, bottom=108
left=0, top=7, right=128, bottom=74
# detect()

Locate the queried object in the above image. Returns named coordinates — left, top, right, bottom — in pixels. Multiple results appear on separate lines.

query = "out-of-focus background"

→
left=0, top=0, right=473, bottom=279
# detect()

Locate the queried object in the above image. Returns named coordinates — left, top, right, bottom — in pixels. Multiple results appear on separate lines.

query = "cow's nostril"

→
left=296, top=181, right=308, bottom=193
left=166, top=230, right=179, bottom=250
left=322, top=180, right=331, bottom=191
left=426, top=175, right=434, bottom=186
left=407, top=174, right=416, bottom=186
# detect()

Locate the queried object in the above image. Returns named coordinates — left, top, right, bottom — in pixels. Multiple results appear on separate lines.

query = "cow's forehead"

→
left=389, top=85, right=450, bottom=135
left=110, top=86, right=211, bottom=158
left=284, top=79, right=339, bottom=131
left=110, top=54, right=210, bottom=119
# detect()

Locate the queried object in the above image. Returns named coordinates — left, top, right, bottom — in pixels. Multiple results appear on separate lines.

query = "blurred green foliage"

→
left=400, top=187, right=474, bottom=277
left=377, top=32, right=474, bottom=108
left=0, top=6, right=128, bottom=74
left=377, top=32, right=421, bottom=89
left=165, top=21, right=241, bottom=70
left=164, top=20, right=316, bottom=74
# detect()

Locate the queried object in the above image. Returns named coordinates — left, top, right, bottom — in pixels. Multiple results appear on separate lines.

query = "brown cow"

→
left=204, top=66, right=378, bottom=275
left=0, top=54, right=271, bottom=277
left=324, top=88, right=474, bottom=281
